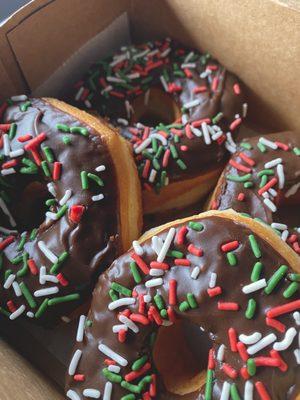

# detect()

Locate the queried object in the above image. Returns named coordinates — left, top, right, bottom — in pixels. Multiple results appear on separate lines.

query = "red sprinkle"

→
left=104, top=359, right=116, bottom=366
left=255, top=381, right=271, bottom=400
left=148, top=306, right=162, bottom=325
left=174, top=258, right=191, bottom=266
left=193, top=85, right=207, bottom=94
left=275, top=141, right=289, bottom=151
left=187, top=244, right=203, bottom=257
left=18, top=134, right=32, bottom=143
left=52, top=161, right=62, bottom=181
left=237, top=192, right=245, bottom=201
left=269, top=350, right=288, bottom=372
left=176, top=226, right=188, bottom=245
left=7, top=300, right=17, bottom=313
left=149, top=374, right=156, bottom=397
left=125, top=362, right=151, bottom=382
left=184, top=68, right=193, bottom=78
left=118, top=329, right=127, bottom=343
left=258, top=177, right=278, bottom=196
left=150, top=261, right=169, bottom=270
left=229, top=159, right=251, bottom=173
left=211, top=77, right=219, bottom=91
left=0, top=124, right=10, bottom=132
left=130, top=313, right=149, bottom=325
left=0, top=235, right=15, bottom=251
left=266, top=300, right=300, bottom=318
left=162, top=149, right=170, bottom=168
left=229, top=118, right=242, bottom=131
left=208, top=348, right=215, bottom=370
left=240, top=366, right=250, bottom=380
left=239, top=152, right=256, bottom=166
left=27, top=259, right=38, bottom=275
left=169, top=279, right=177, bottom=305
left=237, top=341, right=249, bottom=361
left=254, top=356, right=280, bottom=368
left=167, top=306, right=177, bottom=323
left=69, top=204, right=85, bottom=223
left=131, top=253, right=150, bottom=275
left=222, top=363, right=238, bottom=379
left=138, top=294, right=145, bottom=315
left=218, top=302, right=239, bottom=311
left=2, top=159, right=18, bottom=169
left=185, top=124, right=194, bottom=139
left=24, top=132, right=46, bottom=150
left=233, top=83, right=241, bottom=95
left=221, top=240, right=239, bottom=252
left=56, top=273, right=69, bottom=287
left=228, top=327, right=238, bottom=352
left=266, top=317, right=286, bottom=333
left=207, top=286, right=222, bottom=298
left=73, top=374, right=85, bottom=382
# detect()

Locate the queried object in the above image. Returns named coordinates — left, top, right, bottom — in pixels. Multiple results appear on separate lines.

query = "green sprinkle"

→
left=81, top=171, right=88, bottom=189
left=167, top=250, right=184, bottom=258
left=17, top=234, right=27, bottom=251
left=11, top=255, right=23, bottom=265
left=35, top=298, right=49, bottom=318
left=19, top=282, right=37, bottom=308
left=62, top=135, right=72, bottom=145
left=187, top=293, right=198, bottom=309
left=20, top=158, right=38, bottom=174
left=293, top=147, right=300, bottom=156
left=170, top=144, right=178, bottom=159
left=5, top=269, right=12, bottom=280
left=29, top=229, right=38, bottom=241
left=154, top=294, right=165, bottom=310
left=8, top=123, right=17, bottom=140
left=130, top=262, right=142, bottom=284
left=102, top=368, right=122, bottom=383
left=283, top=282, right=299, bottom=298
left=56, top=123, right=70, bottom=132
left=179, top=301, right=190, bottom=312
left=245, top=298, right=256, bottom=319
left=17, top=253, right=29, bottom=277
left=204, top=369, right=213, bottom=400
left=138, top=375, right=152, bottom=390
left=151, top=137, right=158, bottom=152
left=240, top=142, right=252, bottom=150
left=188, top=221, right=204, bottom=231
left=87, top=173, right=104, bottom=186
left=46, top=199, right=56, bottom=207
left=48, top=293, right=80, bottom=306
left=289, top=273, right=300, bottom=282
left=230, top=383, right=241, bottom=400
left=20, top=101, right=31, bottom=112
left=251, top=262, right=263, bottom=282
left=244, top=181, right=253, bottom=188
left=70, top=126, right=89, bottom=136
left=111, top=282, right=132, bottom=297
left=227, top=252, right=237, bottom=266
left=226, top=173, right=251, bottom=182
left=257, top=142, right=266, bottom=153
left=132, top=355, right=148, bottom=371
left=160, top=170, right=167, bottom=186
left=50, top=251, right=69, bottom=274
left=212, top=112, right=223, bottom=124
left=41, top=160, right=51, bottom=177
left=160, top=309, right=167, bottom=318
left=176, top=159, right=187, bottom=170
left=86, top=319, right=93, bottom=327
left=121, top=381, right=141, bottom=394
left=155, top=145, right=163, bottom=159
left=257, top=169, right=274, bottom=177
left=265, top=265, right=288, bottom=294
left=248, top=234, right=261, bottom=258
left=121, top=395, right=135, bottom=400
left=55, top=204, right=68, bottom=219
left=152, top=158, right=160, bottom=171
left=109, top=289, right=118, bottom=301
left=42, top=146, right=54, bottom=163
left=259, top=174, right=268, bottom=188
left=247, top=358, right=256, bottom=376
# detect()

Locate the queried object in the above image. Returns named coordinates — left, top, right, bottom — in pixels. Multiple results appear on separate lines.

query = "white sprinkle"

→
left=98, top=343, right=128, bottom=366
left=200, top=70, right=211, bottom=79
left=277, top=164, right=285, bottom=189
left=144, top=89, right=150, bottom=106
left=190, top=125, right=202, bottom=137
left=281, top=229, right=289, bottom=242
left=181, top=62, right=196, bottom=69
left=85, top=99, right=92, bottom=109
left=220, top=381, right=231, bottom=400
left=149, top=169, right=157, bottom=183
left=225, top=142, right=236, bottom=154
left=244, top=380, right=254, bottom=400
left=242, top=279, right=267, bottom=294
left=247, top=333, right=277, bottom=355
left=26, top=311, right=34, bottom=318
left=9, top=149, right=24, bottom=158
left=0, top=226, right=17, bottom=235
left=39, top=266, right=58, bottom=285
left=271, top=222, right=287, bottom=230
left=209, top=272, right=217, bottom=288
left=59, top=189, right=72, bottom=206
left=293, top=312, right=300, bottom=325
left=160, top=48, right=171, bottom=58
left=239, top=332, right=262, bottom=345
left=3, top=134, right=10, bottom=156
left=110, top=53, right=127, bottom=66
left=46, top=211, right=58, bottom=221
left=181, top=114, right=188, bottom=125
left=262, top=192, right=270, bottom=199
left=10, top=304, right=26, bottom=320
left=11, top=94, right=28, bottom=102
left=217, top=344, right=226, bottom=361
left=242, top=103, right=248, bottom=118
left=112, top=324, right=128, bottom=333
left=285, top=182, right=300, bottom=198
left=134, top=138, right=151, bottom=154
left=150, top=268, right=164, bottom=277
left=191, top=266, right=200, bottom=280
left=160, top=75, right=169, bottom=92
left=101, top=85, right=113, bottom=94
left=294, top=349, right=300, bottom=364
left=92, top=194, right=104, bottom=202
left=61, top=316, right=71, bottom=323
left=0, top=198, right=16, bottom=227
left=273, top=327, right=297, bottom=351
left=144, top=294, right=151, bottom=303
left=106, top=76, right=125, bottom=83
left=68, top=349, right=82, bottom=375
left=132, top=240, right=144, bottom=256
left=149, top=133, right=167, bottom=146
left=263, top=198, right=277, bottom=212
left=83, top=389, right=101, bottom=399
left=108, top=365, right=120, bottom=373
left=183, top=99, right=201, bottom=109
left=157, top=227, right=176, bottom=262
left=259, top=137, right=278, bottom=149
left=184, top=51, right=194, bottom=63
left=127, top=72, right=140, bottom=80
left=76, top=315, right=86, bottom=342
left=212, top=131, right=223, bottom=141
left=38, top=241, right=58, bottom=263
left=3, top=274, right=15, bottom=289
left=264, top=158, right=282, bottom=168
left=108, top=298, right=136, bottom=311
left=75, top=87, right=84, bottom=101
left=95, top=165, right=106, bottom=172
left=34, top=286, right=59, bottom=297
left=119, top=315, right=139, bottom=333
left=125, top=100, right=133, bottom=119
left=269, top=188, right=277, bottom=198
left=151, top=236, right=163, bottom=255
left=47, top=182, right=57, bottom=197
left=12, top=281, right=22, bottom=297
left=145, top=278, right=163, bottom=288
left=67, top=390, right=80, bottom=400
left=103, top=382, right=112, bottom=400
left=147, top=49, right=159, bottom=57
left=201, top=122, right=211, bottom=145
left=117, top=118, right=129, bottom=126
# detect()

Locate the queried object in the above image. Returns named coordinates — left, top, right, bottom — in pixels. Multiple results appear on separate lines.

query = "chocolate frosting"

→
left=65, top=213, right=299, bottom=399
left=212, top=132, right=300, bottom=254
left=65, top=38, right=246, bottom=192
left=0, top=97, right=120, bottom=325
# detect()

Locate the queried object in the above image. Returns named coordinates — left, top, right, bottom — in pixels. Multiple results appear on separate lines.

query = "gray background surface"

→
left=1, top=0, right=30, bottom=21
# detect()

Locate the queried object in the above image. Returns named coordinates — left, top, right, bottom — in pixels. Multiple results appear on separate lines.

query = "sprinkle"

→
left=247, top=358, right=256, bottom=376
left=237, top=341, right=249, bottom=361
left=82, top=389, right=101, bottom=399
left=132, top=241, right=144, bottom=256
left=108, top=298, right=136, bottom=311
left=145, top=278, right=163, bottom=288
left=66, top=390, right=80, bottom=400
left=76, top=315, right=86, bottom=342
left=227, top=252, right=237, bottom=266
left=266, top=317, right=286, bottom=333
left=273, top=327, right=297, bottom=351
left=68, top=349, right=82, bottom=375
left=293, top=311, right=300, bottom=325
left=264, top=265, right=288, bottom=294
left=48, top=293, right=79, bottom=306
left=59, top=189, right=72, bottom=206
left=217, top=344, right=226, bottom=361
left=294, top=349, right=300, bottom=364
left=38, top=241, right=58, bottom=263
left=98, top=343, right=128, bottom=366
left=103, top=382, right=112, bottom=400
left=226, top=173, right=252, bottom=183
left=218, top=302, right=239, bottom=311
left=263, top=198, right=277, bottom=212
left=207, top=286, right=222, bottom=297
left=3, top=274, right=15, bottom=289
left=92, top=194, right=104, bottom=202
left=239, top=332, right=262, bottom=345
left=131, top=253, right=150, bottom=275
left=245, top=298, right=257, bottom=319
left=251, top=262, right=263, bottom=282
left=168, top=279, right=177, bottom=305
left=19, top=282, right=37, bottom=308
left=230, top=383, right=241, bottom=400
left=267, top=300, right=300, bottom=318
left=111, top=282, right=132, bottom=297
left=204, top=369, right=213, bottom=400
left=34, top=286, right=59, bottom=297
left=119, top=315, right=139, bottom=333
left=244, top=381, right=254, bottom=400
left=277, top=164, right=285, bottom=189
left=221, top=240, right=239, bottom=252
left=255, top=381, right=271, bottom=400
left=248, top=235, right=261, bottom=258
left=201, top=122, right=211, bottom=145
left=247, top=333, right=277, bottom=355
left=228, top=328, right=238, bottom=352
left=209, top=272, right=217, bottom=288
left=191, top=266, right=200, bottom=280
left=259, top=137, right=277, bottom=150
left=157, top=227, right=176, bottom=262
left=222, top=363, right=238, bottom=379
left=242, top=279, right=267, bottom=294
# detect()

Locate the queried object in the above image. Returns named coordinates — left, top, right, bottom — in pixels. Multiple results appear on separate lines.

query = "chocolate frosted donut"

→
left=65, top=210, right=299, bottom=400
left=67, top=38, right=247, bottom=214
left=208, top=132, right=300, bottom=254
left=0, top=97, right=141, bottom=325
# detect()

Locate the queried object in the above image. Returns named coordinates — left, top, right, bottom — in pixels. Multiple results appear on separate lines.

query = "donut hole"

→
left=131, top=88, right=181, bottom=127
left=153, top=320, right=211, bottom=395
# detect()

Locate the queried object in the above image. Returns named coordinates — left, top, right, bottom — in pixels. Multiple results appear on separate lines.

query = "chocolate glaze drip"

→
left=213, top=132, right=300, bottom=254
left=64, top=39, right=246, bottom=190
left=65, top=214, right=299, bottom=399
left=0, top=98, right=120, bottom=325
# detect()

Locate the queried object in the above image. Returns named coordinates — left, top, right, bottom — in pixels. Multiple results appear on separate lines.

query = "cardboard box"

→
left=0, top=0, right=299, bottom=398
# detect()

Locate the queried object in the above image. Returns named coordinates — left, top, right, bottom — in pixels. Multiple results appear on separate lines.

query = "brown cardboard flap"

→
left=130, top=0, right=300, bottom=132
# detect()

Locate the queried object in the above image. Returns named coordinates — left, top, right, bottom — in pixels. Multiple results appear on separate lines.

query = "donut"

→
left=0, top=96, right=141, bottom=325
left=208, top=132, right=300, bottom=254
left=65, top=210, right=299, bottom=400
left=67, top=38, right=247, bottom=215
